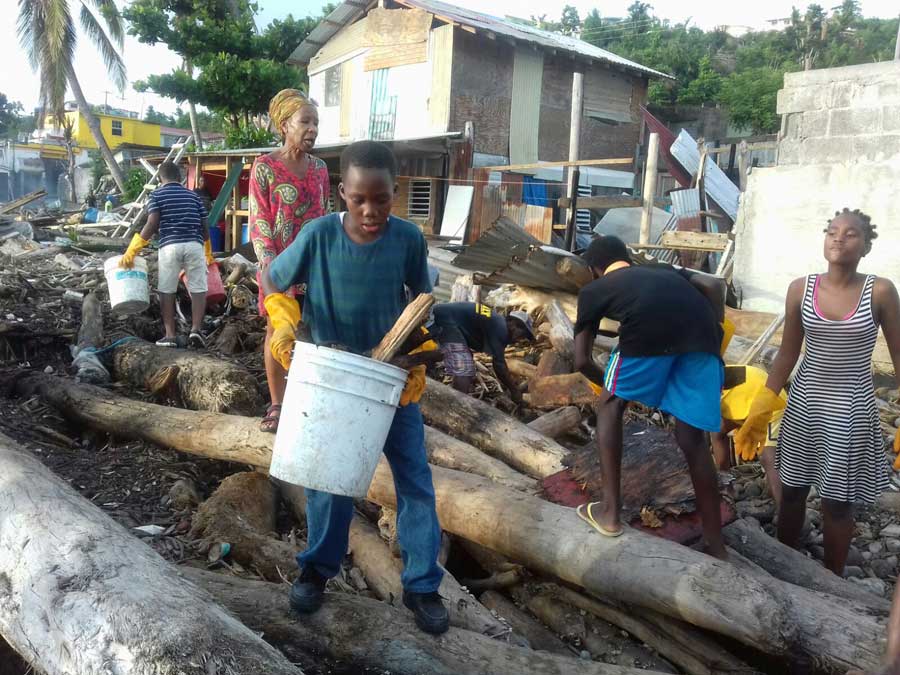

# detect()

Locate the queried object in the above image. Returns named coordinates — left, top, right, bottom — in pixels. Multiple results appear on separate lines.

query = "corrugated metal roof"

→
left=670, top=129, right=742, bottom=221
left=451, top=218, right=586, bottom=293
left=288, top=1, right=370, bottom=65
left=290, top=0, right=671, bottom=80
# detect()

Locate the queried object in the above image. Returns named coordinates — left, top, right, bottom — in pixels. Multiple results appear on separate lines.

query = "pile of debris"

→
left=1, top=214, right=899, bottom=675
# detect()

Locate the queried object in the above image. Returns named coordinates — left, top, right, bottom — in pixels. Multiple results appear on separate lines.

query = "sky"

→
left=1, top=0, right=897, bottom=120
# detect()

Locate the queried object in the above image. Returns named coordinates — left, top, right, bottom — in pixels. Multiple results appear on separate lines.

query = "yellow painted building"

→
left=47, top=110, right=162, bottom=150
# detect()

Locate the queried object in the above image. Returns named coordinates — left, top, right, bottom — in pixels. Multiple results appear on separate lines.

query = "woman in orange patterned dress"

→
left=250, top=89, right=330, bottom=432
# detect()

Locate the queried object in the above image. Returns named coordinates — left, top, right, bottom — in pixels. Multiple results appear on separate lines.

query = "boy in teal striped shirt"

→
left=260, top=141, right=448, bottom=635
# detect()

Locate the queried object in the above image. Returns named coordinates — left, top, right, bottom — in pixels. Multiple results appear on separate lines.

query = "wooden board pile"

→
left=2, top=254, right=900, bottom=674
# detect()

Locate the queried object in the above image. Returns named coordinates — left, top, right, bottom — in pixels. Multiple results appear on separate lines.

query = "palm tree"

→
left=18, top=0, right=128, bottom=193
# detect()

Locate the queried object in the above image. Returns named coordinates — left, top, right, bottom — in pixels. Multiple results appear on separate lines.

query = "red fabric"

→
left=640, top=106, right=693, bottom=188
left=249, top=152, right=330, bottom=316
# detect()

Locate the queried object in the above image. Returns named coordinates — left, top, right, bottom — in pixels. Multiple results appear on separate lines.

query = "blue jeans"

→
left=297, top=402, right=444, bottom=593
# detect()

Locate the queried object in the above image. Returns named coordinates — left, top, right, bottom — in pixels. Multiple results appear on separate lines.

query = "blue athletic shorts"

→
left=603, top=350, right=724, bottom=432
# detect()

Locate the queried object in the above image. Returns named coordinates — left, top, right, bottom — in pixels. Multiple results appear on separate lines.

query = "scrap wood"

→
left=371, top=292, right=434, bottom=362
left=0, top=189, right=47, bottom=215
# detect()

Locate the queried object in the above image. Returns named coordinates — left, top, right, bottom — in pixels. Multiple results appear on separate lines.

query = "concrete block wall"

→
left=776, top=61, right=900, bottom=165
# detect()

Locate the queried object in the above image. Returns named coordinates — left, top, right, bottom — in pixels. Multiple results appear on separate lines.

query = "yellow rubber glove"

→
left=204, top=239, right=215, bottom=266
left=399, top=328, right=435, bottom=406
left=720, top=318, right=736, bottom=357
left=119, top=233, right=149, bottom=268
left=892, top=429, right=900, bottom=470
left=264, top=293, right=302, bottom=371
left=734, top=387, right=786, bottom=461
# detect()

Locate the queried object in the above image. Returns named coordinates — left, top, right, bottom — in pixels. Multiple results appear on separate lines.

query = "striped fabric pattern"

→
left=147, top=183, right=207, bottom=248
left=777, top=274, right=888, bottom=503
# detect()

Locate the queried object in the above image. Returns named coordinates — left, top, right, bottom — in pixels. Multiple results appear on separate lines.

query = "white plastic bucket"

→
left=270, top=342, right=408, bottom=497
left=104, top=256, right=150, bottom=315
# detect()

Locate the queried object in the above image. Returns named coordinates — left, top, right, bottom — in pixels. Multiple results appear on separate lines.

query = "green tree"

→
left=676, top=56, right=723, bottom=104
left=0, top=94, right=24, bottom=138
left=143, top=104, right=175, bottom=125
left=718, top=67, right=784, bottom=134
left=17, top=0, right=128, bottom=192
left=582, top=9, right=603, bottom=42
left=559, top=5, right=581, bottom=36
left=125, top=1, right=324, bottom=131
left=627, top=2, right=654, bottom=34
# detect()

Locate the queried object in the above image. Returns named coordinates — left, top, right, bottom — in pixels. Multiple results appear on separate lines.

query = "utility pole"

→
left=564, top=71, right=584, bottom=252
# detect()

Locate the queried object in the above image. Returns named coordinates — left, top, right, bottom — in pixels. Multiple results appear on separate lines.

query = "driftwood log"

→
left=347, top=517, right=514, bottom=639
left=544, top=299, right=575, bottom=360
left=508, top=586, right=678, bottom=673
left=366, top=461, right=886, bottom=672
left=526, top=373, right=598, bottom=408
left=425, top=426, right=536, bottom=492
left=723, top=518, right=890, bottom=610
left=15, top=373, right=885, bottom=670
left=276, top=483, right=513, bottom=639
left=479, top=590, right=572, bottom=655
left=526, top=406, right=582, bottom=439
left=420, top=378, right=567, bottom=478
left=541, top=583, right=761, bottom=675
left=189, top=471, right=302, bottom=581
left=0, top=433, right=302, bottom=675
left=184, top=568, right=666, bottom=675
left=108, top=338, right=262, bottom=414
left=12, top=373, right=534, bottom=491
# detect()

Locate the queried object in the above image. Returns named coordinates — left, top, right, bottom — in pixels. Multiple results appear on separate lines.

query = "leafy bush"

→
left=124, top=167, right=151, bottom=202
left=224, top=122, right=278, bottom=149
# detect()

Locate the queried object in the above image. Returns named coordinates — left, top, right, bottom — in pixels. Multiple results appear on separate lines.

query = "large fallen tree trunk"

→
left=366, top=462, right=886, bottom=673
left=420, top=378, right=567, bottom=478
left=723, top=518, right=890, bottom=611
left=107, top=338, right=262, bottom=414
left=0, top=433, right=301, bottom=675
left=184, top=568, right=664, bottom=675
left=12, top=373, right=532, bottom=490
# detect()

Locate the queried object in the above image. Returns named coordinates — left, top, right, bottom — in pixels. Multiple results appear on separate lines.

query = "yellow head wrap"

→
left=268, top=89, right=313, bottom=137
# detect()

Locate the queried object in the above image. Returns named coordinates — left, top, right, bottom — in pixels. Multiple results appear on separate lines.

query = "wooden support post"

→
left=564, top=71, right=583, bottom=252
left=639, top=132, right=659, bottom=245
left=738, top=140, right=750, bottom=192
left=564, top=168, right=580, bottom=251
left=230, top=162, right=241, bottom=251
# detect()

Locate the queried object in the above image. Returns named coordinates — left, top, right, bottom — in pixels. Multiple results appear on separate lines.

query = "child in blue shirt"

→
left=260, top=141, right=448, bottom=634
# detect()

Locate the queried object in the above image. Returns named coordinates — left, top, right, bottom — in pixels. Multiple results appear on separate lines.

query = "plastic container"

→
left=104, top=256, right=150, bottom=315
left=179, top=263, right=227, bottom=305
left=209, top=226, right=224, bottom=252
left=205, top=263, right=226, bottom=305
left=270, top=343, right=408, bottom=497
left=240, top=221, right=250, bottom=245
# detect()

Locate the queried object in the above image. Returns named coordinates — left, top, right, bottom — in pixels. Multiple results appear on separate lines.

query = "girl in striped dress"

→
left=736, top=208, right=900, bottom=577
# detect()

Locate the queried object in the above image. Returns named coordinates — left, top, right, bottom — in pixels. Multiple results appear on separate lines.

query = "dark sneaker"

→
left=155, top=336, right=177, bottom=348
left=403, top=590, right=449, bottom=634
left=188, top=331, right=207, bottom=349
left=289, top=567, right=327, bottom=614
